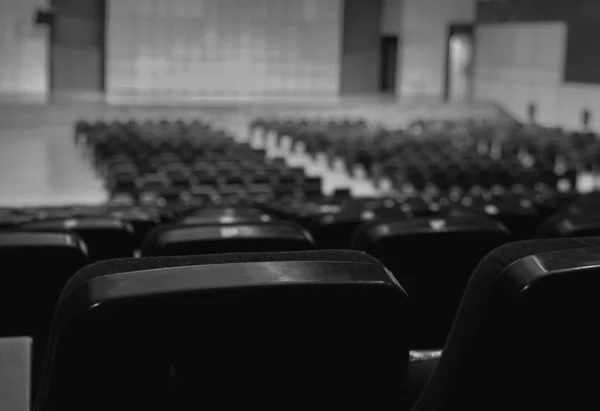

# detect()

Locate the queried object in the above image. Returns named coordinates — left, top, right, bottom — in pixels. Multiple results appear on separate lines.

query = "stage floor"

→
left=0, top=100, right=505, bottom=207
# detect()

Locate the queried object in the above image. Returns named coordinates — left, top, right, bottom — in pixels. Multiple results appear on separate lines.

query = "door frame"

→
left=48, top=0, right=107, bottom=98
left=443, top=23, right=475, bottom=103
left=379, top=35, right=399, bottom=95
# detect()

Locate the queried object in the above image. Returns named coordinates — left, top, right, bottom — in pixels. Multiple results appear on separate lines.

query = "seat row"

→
left=4, top=241, right=600, bottom=411
left=248, top=118, right=595, bottom=197
left=76, top=119, right=323, bottom=203
left=4, top=188, right=600, bottom=353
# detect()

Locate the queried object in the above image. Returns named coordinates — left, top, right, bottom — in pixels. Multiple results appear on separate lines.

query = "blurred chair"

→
left=141, top=221, right=315, bottom=257
left=351, top=214, right=510, bottom=349
left=36, top=250, right=409, bottom=411
left=414, top=237, right=600, bottom=411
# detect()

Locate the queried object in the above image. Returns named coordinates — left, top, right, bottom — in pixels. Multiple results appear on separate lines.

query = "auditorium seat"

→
left=35, top=251, right=409, bottom=411
left=351, top=214, right=511, bottom=348
left=449, top=194, right=541, bottom=240
left=0, top=231, right=89, bottom=370
left=0, top=210, right=34, bottom=228
left=413, top=238, right=600, bottom=411
left=308, top=204, right=408, bottom=249
left=538, top=208, right=600, bottom=238
left=22, top=217, right=136, bottom=262
left=177, top=206, right=274, bottom=226
left=108, top=207, right=162, bottom=248
left=140, top=221, right=315, bottom=257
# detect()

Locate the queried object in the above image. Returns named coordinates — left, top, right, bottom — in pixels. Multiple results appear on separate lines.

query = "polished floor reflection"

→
left=0, top=119, right=105, bottom=207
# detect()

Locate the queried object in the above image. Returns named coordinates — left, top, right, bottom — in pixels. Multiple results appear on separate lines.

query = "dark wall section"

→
left=340, top=0, right=383, bottom=95
left=564, top=21, right=600, bottom=85
left=476, top=0, right=586, bottom=23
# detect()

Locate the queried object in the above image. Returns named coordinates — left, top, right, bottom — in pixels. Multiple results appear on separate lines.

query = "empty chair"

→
left=178, top=207, right=274, bottom=226
left=309, top=206, right=407, bottom=249
left=0, top=232, right=89, bottom=368
left=414, top=237, right=600, bottom=411
left=22, top=217, right=136, bottom=262
left=351, top=214, right=510, bottom=349
left=141, top=221, right=314, bottom=257
left=537, top=206, right=600, bottom=238
left=36, top=250, right=409, bottom=411
left=451, top=196, right=540, bottom=240
left=299, top=177, right=323, bottom=197
left=0, top=211, right=34, bottom=229
left=109, top=208, right=161, bottom=248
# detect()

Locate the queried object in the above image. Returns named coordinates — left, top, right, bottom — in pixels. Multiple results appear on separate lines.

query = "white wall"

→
left=0, top=0, right=49, bottom=99
left=473, top=22, right=586, bottom=128
left=398, top=0, right=475, bottom=98
left=106, top=0, right=342, bottom=102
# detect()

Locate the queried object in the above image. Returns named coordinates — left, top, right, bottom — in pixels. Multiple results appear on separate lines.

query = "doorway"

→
left=49, top=0, right=106, bottom=101
left=380, top=36, right=398, bottom=95
left=444, top=24, right=475, bottom=103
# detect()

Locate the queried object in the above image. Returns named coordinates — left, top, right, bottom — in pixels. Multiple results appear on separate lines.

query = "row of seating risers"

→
left=76, top=119, right=324, bottom=203
left=248, top=118, right=596, bottom=196
left=3, top=187, right=600, bottom=347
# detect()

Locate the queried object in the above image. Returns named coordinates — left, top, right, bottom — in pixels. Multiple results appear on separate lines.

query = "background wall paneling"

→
left=0, top=0, right=50, bottom=100
left=106, top=0, right=343, bottom=103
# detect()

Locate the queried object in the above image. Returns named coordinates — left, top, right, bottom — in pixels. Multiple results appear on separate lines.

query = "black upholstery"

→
left=351, top=214, right=511, bottom=349
left=414, top=237, right=600, bottom=411
left=36, top=250, right=409, bottom=411
left=3, top=116, right=600, bottom=411
left=0, top=231, right=89, bottom=373
left=141, top=220, right=315, bottom=257
left=309, top=207, right=408, bottom=249
left=538, top=207, right=600, bottom=238
left=22, top=217, right=136, bottom=262
left=177, top=206, right=275, bottom=225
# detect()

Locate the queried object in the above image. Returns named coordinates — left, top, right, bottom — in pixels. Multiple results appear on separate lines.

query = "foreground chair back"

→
left=36, top=250, right=409, bottom=411
left=414, top=237, right=600, bottom=411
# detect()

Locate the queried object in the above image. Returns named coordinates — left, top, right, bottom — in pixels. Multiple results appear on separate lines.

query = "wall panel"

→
left=473, top=22, right=570, bottom=125
left=381, top=0, right=402, bottom=35
left=340, top=0, right=383, bottom=95
left=106, top=0, right=342, bottom=102
left=0, top=0, right=49, bottom=99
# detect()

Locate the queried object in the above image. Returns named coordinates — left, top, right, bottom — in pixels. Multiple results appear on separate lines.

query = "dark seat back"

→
left=414, top=238, right=600, bottom=411
left=538, top=209, right=600, bottom=238
left=352, top=215, right=510, bottom=348
left=0, top=232, right=89, bottom=341
left=36, top=251, right=409, bottom=411
left=141, top=221, right=314, bottom=257
left=22, top=218, right=135, bottom=262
